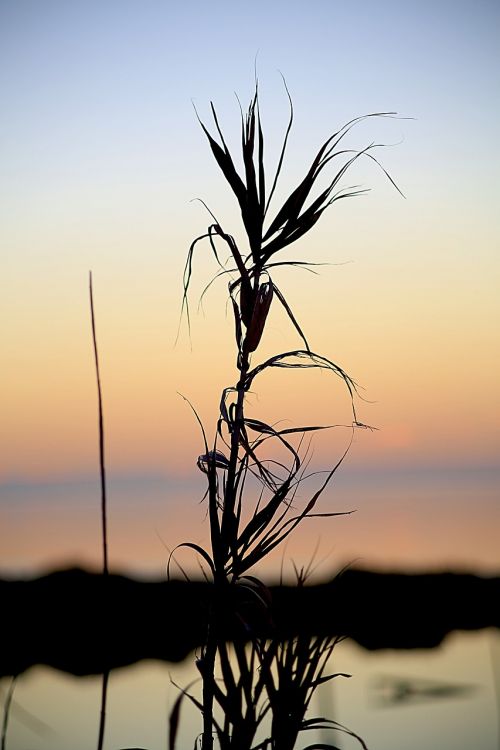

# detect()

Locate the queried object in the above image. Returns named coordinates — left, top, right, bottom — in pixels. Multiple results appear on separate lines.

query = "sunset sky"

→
left=2, top=0, right=499, bottom=578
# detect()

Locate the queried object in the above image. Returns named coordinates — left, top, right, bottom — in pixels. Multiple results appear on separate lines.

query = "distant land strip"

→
left=1, top=568, right=498, bottom=677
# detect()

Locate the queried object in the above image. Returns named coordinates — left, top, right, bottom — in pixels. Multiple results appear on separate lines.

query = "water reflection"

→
left=371, top=674, right=476, bottom=706
left=2, top=630, right=497, bottom=750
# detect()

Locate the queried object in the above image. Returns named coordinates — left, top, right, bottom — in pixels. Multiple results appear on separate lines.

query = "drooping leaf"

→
left=272, top=282, right=310, bottom=350
left=244, top=349, right=359, bottom=422
left=167, top=542, right=215, bottom=577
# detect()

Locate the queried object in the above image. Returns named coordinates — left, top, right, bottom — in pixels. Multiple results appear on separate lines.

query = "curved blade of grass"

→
left=272, top=282, right=310, bottom=350
left=236, top=432, right=354, bottom=573
left=178, top=231, right=211, bottom=341
left=244, top=349, right=359, bottom=422
left=301, top=718, right=368, bottom=750
left=235, top=474, right=294, bottom=557
left=261, top=115, right=402, bottom=265
left=264, top=73, right=294, bottom=219
left=168, top=542, right=215, bottom=578
left=195, top=102, right=247, bottom=207
left=178, top=393, right=223, bottom=569
left=260, top=150, right=374, bottom=262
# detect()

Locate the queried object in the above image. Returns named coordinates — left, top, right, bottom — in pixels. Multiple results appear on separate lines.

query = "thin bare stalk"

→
left=201, top=631, right=217, bottom=750
left=89, top=271, right=109, bottom=750
left=96, top=671, right=109, bottom=750
left=202, top=349, right=252, bottom=750
left=89, top=271, right=108, bottom=577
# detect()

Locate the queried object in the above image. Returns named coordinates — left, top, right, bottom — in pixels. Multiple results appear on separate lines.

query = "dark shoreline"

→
left=1, top=567, right=499, bottom=677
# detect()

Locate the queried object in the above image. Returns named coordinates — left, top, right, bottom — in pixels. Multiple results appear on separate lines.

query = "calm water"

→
left=3, top=629, right=499, bottom=750
left=3, top=467, right=500, bottom=579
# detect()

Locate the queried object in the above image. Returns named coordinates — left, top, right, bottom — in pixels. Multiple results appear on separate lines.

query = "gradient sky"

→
left=2, top=0, right=499, bottom=576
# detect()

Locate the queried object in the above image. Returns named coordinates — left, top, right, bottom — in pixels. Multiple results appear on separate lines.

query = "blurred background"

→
left=1, top=2, right=499, bottom=749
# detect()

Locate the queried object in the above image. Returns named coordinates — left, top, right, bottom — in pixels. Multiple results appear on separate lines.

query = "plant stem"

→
left=201, top=625, right=217, bottom=750
left=201, top=323, right=251, bottom=748
left=89, top=271, right=108, bottom=577
left=97, top=670, right=109, bottom=750
left=89, top=272, right=110, bottom=750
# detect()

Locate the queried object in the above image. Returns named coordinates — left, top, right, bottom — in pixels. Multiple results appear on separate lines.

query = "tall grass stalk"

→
left=89, top=271, right=108, bottom=578
left=172, top=80, right=402, bottom=749
left=89, top=272, right=110, bottom=750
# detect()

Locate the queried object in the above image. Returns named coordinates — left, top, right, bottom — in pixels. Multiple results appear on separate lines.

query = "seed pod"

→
left=245, top=281, right=273, bottom=352
left=239, top=278, right=256, bottom=329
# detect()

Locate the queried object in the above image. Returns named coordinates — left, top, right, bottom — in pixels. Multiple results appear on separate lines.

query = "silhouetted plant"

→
left=171, top=81, right=402, bottom=750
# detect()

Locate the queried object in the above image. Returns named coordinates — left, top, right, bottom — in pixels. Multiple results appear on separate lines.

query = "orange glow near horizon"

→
left=3, top=258, right=498, bottom=481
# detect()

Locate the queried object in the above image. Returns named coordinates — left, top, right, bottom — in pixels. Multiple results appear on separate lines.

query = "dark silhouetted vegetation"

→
left=1, top=567, right=499, bottom=677
left=171, top=81, right=403, bottom=750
